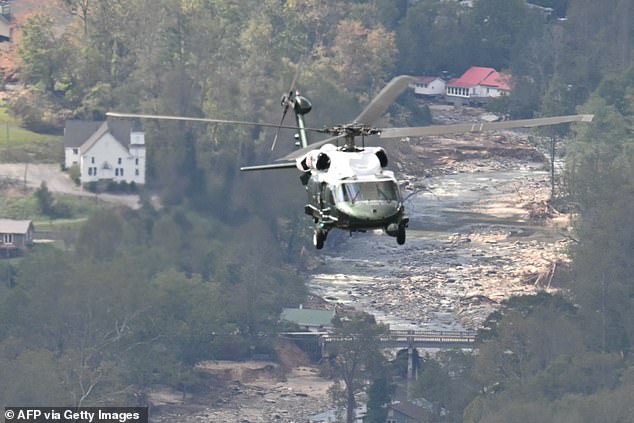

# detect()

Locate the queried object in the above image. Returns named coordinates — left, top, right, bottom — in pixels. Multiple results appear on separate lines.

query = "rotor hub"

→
left=322, top=123, right=381, bottom=137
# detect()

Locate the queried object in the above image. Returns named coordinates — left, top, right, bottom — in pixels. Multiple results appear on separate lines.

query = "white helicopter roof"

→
left=310, top=144, right=396, bottom=184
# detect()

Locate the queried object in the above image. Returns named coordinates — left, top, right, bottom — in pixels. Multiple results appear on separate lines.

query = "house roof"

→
left=64, top=120, right=103, bottom=148
left=390, top=401, right=429, bottom=420
left=481, top=71, right=512, bottom=91
left=448, top=66, right=496, bottom=88
left=0, top=219, right=33, bottom=234
left=281, top=308, right=335, bottom=328
left=447, top=66, right=512, bottom=91
left=64, top=120, right=136, bottom=153
left=415, top=76, right=443, bottom=84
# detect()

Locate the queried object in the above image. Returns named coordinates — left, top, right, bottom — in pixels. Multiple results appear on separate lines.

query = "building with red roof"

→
left=446, top=66, right=512, bottom=103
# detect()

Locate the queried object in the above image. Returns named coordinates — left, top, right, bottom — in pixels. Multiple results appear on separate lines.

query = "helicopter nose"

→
left=348, top=203, right=398, bottom=220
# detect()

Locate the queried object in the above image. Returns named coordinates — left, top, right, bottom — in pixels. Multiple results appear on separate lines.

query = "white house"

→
left=0, top=4, right=11, bottom=42
left=0, top=15, right=10, bottom=41
left=446, top=66, right=511, bottom=103
left=63, top=120, right=146, bottom=186
left=411, top=76, right=446, bottom=96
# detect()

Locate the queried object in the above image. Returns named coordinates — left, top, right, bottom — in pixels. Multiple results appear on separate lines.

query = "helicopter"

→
left=107, top=75, right=593, bottom=249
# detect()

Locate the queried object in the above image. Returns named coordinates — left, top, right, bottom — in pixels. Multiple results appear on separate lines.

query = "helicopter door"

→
left=321, top=183, right=334, bottom=209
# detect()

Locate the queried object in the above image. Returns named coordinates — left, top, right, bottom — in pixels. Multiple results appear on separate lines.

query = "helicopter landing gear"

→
left=396, top=223, right=406, bottom=245
left=313, top=228, right=327, bottom=249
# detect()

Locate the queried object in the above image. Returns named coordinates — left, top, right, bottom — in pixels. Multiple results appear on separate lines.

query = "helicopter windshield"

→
left=335, top=180, right=400, bottom=204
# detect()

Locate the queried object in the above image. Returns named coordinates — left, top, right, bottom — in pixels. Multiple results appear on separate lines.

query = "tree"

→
left=59, top=0, right=92, bottom=35
left=396, top=0, right=471, bottom=75
left=18, top=14, right=68, bottom=91
left=75, top=209, right=125, bottom=261
left=365, top=377, right=395, bottom=423
left=474, top=294, right=582, bottom=388
left=327, top=314, right=389, bottom=423
left=0, top=349, right=69, bottom=406
left=468, top=0, right=541, bottom=71
left=35, top=181, right=55, bottom=216
left=330, top=20, right=397, bottom=99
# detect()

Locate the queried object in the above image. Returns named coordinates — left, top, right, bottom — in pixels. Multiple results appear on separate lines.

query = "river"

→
left=308, top=161, right=568, bottom=331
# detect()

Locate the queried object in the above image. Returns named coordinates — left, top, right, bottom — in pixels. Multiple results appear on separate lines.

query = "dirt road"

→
left=0, top=163, right=141, bottom=208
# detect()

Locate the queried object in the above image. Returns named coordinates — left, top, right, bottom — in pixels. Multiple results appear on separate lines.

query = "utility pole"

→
left=550, top=136, right=556, bottom=201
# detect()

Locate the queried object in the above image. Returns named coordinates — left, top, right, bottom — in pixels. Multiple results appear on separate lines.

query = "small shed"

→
left=0, top=219, right=34, bottom=254
left=280, top=306, right=335, bottom=332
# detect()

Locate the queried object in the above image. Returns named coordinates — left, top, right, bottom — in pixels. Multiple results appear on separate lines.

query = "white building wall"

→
left=64, top=147, right=81, bottom=169
left=474, top=85, right=509, bottom=98
left=81, top=133, right=146, bottom=185
left=129, top=147, right=146, bottom=185
left=413, top=79, right=446, bottom=96
left=129, top=129, right=146, bottom=185
left=472, top=85, right=485, bottom=97
left=446, top=86, right=471, bottom=98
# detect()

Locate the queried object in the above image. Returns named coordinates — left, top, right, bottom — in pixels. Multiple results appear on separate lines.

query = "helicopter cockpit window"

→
left=335, top=181, right=399, bottom=203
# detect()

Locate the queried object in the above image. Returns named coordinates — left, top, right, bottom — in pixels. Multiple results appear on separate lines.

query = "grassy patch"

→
left=34, top=217, right=87, bottom=232
left=0, top=103, right=63, bottom=162
left=0, top=192, right=115, bottom=221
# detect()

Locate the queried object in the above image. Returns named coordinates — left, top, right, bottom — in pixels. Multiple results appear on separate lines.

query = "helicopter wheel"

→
left=396, top=223, right=406, bottom=245
left=313, top=229, right=326, bottom=249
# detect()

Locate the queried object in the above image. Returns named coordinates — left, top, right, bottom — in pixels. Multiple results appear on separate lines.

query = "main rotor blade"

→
left=278, top=134, right=346, bottom=161
left=354, top=75, right=417, bottom=126
left=106, top=112, right=326, bottom=133
left=379, top=114, right=595, bottom=139
left=240, top=162, right=296, bottom=171
left=272, top=60, right=304, bottom=151
left=271, top=106, right=289, bottom=151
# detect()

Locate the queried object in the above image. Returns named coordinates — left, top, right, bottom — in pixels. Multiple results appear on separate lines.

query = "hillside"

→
left=0, top=0, right=67, bottom=80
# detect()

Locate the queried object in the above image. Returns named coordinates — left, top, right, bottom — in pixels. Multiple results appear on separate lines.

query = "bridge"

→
left=281, top=329, right=477, bottom=380
left=281, top=329, right=477, bottom=350
left=280, top=329, right=477, bottom=379
left=322, top=329, right=478, bottom=350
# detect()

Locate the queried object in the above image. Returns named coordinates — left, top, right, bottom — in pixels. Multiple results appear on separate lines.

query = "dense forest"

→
left=1, top=0, right=633, bottom=421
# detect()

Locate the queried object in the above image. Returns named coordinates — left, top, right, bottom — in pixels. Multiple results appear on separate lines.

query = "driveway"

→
left=0, top=163, right=141, bottom=209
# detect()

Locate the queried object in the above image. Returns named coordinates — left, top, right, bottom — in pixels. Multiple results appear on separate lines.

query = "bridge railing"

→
left=320, top=329, right=478, bottom=345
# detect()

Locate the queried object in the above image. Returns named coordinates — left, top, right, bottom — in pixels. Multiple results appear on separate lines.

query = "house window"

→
left=93, top=167, right=97, bottom=176
left=120, top=168, right=124, bottom=176
left=91, top=157, right=95, bottom=164
left=386, top=419, right=397, bottom=423
left=135, top=169, right=139, bottom=176
left=118, top=157, right=122, bottom=165
left=3, top=234, right=14, bottom=243
left=72, top=148, right=79, bottom=155
left=135, top=158, right=139, bottom=165
left=88, top=167, right=92, bottom=176
left=115, top=168, right=119, bottom=177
